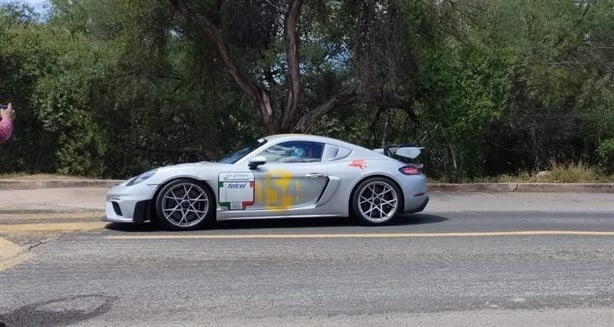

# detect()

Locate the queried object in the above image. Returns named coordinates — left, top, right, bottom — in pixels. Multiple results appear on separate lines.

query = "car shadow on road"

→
left=104, top=213, right=448, bottom=232
left=0, top=294, right=116, bottom=327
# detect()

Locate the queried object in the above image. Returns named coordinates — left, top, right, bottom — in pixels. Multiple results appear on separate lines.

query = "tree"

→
left=477, top=0, right=614, bottom=173
left=169, top=0, right=417, bottom=134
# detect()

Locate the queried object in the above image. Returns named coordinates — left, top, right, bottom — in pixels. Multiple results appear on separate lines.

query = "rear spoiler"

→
left=373, top=144, right=424, bottom=164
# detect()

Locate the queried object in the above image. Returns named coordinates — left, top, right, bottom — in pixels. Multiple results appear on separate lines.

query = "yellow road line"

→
left=0, top=222, right=106, bottom=233
left=0, top=237, right=33, bottom=271
left=105, top=230, right=614, bottom=240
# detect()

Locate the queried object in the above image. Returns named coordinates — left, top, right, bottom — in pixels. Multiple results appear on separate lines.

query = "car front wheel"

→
left=154, top=179, right=214, bottom=230
left=351, top=177, right=402, bottom=225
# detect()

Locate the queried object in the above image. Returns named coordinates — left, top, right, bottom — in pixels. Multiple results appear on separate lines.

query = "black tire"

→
left=154, top=178, right=215, bottom=231
left=351, top=176, right=402, bottom=225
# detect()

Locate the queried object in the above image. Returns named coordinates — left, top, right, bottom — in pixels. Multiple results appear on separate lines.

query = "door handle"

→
left=305, top=173, right=325, bottom=178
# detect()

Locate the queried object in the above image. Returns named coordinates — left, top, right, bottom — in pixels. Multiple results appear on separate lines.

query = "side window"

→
left=257, top=141, right=325, bottom=163
left=324, top=144, right=352, bottom=161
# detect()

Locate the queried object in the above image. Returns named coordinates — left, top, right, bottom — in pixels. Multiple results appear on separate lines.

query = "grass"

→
left=431, top=162, right=614, bottom=183
left=542, top=162, right=609, bottom=183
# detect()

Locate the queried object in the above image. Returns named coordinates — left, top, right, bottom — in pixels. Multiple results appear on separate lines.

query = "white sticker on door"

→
left=218, top=172, right=255, bottom=210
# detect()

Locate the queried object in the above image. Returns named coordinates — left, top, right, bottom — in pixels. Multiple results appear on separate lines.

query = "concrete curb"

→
left=1, top=179, right=613, bottom=193
left=514, top=183, right=614, bottom=193
left=0, top=179, right=124, bottom=190
left=429, top=183, right=614, bottom=193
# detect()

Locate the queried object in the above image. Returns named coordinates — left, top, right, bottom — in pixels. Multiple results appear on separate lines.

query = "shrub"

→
left=546, top=162, right=600, bottom=183
left=596, top=139, right=614, bottom=175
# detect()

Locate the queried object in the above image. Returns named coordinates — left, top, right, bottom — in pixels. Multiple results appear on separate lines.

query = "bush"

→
left=596, top=139, right=614, bottom=175
left=545, top=162, right=601, bottom=183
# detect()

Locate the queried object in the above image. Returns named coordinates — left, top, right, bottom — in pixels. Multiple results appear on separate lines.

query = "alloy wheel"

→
left=159, top=182, right=210, bottom=228
left=357, top=181, right=399, bottom=223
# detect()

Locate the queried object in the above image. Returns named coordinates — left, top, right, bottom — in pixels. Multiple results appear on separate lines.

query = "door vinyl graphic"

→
left=218, top=173, right=255, bottom=210
left=255, top=169, right=302, bottom=210
left=252, top=166, right=328, bottom=211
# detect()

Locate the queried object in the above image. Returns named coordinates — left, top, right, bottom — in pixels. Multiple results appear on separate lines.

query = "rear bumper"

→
left=398, top=174, right=428, bottom=214
left=404, top=195, right=429, bottom=214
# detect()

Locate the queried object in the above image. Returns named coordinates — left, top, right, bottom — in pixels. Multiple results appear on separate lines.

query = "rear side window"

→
left=325, top=145, right=352, bottom=161
left=257, top=141, right=324, bottom=163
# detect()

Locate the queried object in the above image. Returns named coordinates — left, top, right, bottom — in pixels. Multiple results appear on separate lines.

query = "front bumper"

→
left=104, top=181, right=158, bottom=223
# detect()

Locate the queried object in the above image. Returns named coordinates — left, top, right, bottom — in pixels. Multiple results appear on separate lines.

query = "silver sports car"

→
left=105, top=134, right=429, bottom=230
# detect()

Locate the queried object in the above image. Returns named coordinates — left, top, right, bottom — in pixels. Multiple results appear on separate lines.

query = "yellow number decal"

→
left=256, top=169, right=301, bottom=210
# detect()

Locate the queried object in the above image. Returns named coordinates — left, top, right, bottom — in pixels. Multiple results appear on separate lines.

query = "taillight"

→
left=399, top=166, right=420, bottom=175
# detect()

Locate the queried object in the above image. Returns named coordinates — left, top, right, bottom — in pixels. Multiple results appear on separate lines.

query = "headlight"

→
left=126, top=169, right=157, bottom=186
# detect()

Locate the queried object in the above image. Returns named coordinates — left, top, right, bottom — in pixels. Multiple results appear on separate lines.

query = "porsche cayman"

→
left=105, top=134, right=429, bottom=230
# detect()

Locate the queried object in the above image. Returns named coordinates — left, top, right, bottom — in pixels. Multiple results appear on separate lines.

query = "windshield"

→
left=217, top=139, right=267, bottom=164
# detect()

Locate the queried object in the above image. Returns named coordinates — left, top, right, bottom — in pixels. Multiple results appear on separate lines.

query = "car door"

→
left=250, top=141, right=328, bottom=212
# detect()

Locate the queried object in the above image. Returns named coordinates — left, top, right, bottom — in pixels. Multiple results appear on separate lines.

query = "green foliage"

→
left=400, top=0, right=511, bottom=180
left=1, top=6, right=59, bottom=173
left=480, top=0, right=613, bottom=176
left=35, top=66, right=108, bottom=176
left=596, top=139, right=614, bottom=175
left=1, top=0, right=613, bottom=180
left=404, top=0, right=614, bottom=181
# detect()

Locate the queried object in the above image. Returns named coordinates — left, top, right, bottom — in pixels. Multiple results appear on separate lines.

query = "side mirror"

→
left=248, top=156, right=267, bottom=170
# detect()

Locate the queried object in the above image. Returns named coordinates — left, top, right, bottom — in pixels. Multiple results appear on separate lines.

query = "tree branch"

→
left=554, top=2, right=591, bottom=49
left=294, top=87, right=416, bottom=133
left=294, top=86, right=358, bottom=132
left=280, top=0, right=303, bottom=132
left=170, top=0, right=278, bottom=133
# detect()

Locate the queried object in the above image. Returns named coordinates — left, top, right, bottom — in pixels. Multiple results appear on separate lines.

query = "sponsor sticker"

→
left=222, top=173, right=253, bottom=182
left=218, top=173, right=255, bottom=210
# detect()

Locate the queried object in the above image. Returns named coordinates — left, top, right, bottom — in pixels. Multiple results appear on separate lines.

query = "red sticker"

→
left=349, top=160, right=367, bottom=170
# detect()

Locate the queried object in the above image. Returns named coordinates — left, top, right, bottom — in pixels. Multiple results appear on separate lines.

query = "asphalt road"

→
left=1, top=194, right=614, bottom=326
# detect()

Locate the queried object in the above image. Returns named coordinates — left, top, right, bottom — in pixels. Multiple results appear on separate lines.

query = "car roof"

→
left=263, top=134, right=353, bottom=147
left=262, top=134, right=390, bottom=159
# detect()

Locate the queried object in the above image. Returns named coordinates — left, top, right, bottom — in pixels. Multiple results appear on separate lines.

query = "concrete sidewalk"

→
left=0, top=187, right=107, bottom=213
left=0, top=187, right=108, bottom=233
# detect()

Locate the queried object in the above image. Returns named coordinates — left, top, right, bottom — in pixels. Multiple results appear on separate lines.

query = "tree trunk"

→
left=170, top=0, right=278, bottom=133
left=170, top=0, right=413, bottom=135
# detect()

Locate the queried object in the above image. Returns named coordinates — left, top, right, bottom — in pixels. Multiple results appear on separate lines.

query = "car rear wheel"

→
left=351, top=177, right=401, bottom=225
left=154, top=179, right=214, bottom=230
